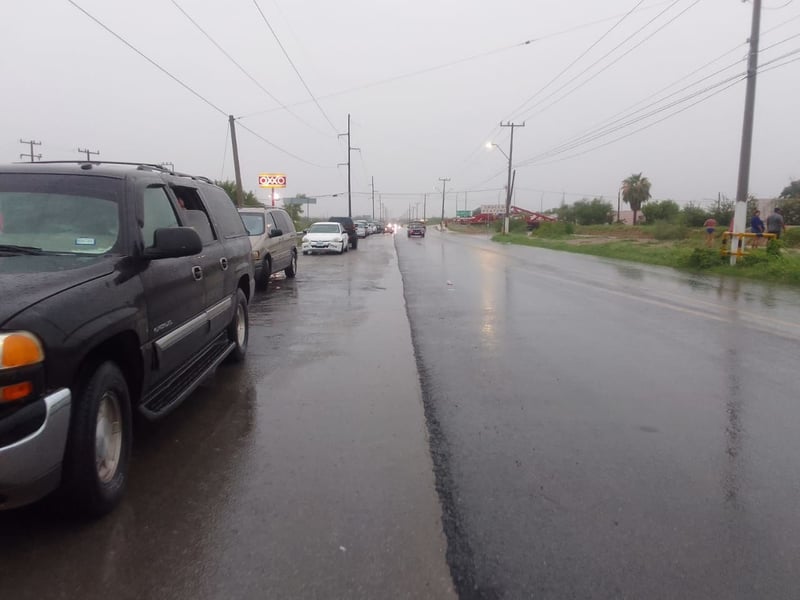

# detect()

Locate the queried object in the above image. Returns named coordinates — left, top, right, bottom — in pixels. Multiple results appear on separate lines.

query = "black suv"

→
left=329, top=216, right=358, bottom=249
left=0, top=162, right=254, bottom=514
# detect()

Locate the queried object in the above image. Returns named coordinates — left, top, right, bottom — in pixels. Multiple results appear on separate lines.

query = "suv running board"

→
left=140, top=335, right=234, bottom=420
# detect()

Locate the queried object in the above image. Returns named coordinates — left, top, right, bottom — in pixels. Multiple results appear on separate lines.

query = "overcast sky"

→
left=3, top=0, right=799, bottom=217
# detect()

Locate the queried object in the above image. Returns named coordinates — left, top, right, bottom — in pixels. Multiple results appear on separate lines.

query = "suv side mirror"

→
left=269, top=228, right=283, bottom=238
left=143, top=227, right=203, bottom=259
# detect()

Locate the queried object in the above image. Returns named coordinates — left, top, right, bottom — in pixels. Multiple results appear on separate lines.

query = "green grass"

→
left=492, top=233, right=800, bottom=285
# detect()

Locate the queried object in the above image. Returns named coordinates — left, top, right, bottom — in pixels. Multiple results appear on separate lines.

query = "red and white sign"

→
left=258, top=173, right=287, bottom=188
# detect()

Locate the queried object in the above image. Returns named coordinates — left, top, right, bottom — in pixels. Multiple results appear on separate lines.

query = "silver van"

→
left=238, top=207, right=298, bottom=289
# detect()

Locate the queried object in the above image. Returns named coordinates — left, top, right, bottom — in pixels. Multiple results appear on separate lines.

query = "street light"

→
left=486, top=141, right=509, bottom=161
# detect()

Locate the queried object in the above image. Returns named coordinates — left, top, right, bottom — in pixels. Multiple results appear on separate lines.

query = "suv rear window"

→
left=0, top=174, right=123, bottom=255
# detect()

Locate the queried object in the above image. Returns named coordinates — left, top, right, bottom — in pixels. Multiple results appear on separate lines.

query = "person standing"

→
left=750, top=209, right=765, bottom=248
left=766, top=207, right=786, bottom=240
left=703, top=217, right=717, bottom=248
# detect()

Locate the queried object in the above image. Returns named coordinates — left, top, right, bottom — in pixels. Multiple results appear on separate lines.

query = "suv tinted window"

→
left=203, top=187, right=247, bottom=239
left=142, top=186, right=179, bottom=247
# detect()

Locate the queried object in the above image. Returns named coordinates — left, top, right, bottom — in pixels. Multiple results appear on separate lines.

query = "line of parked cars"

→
left=1, top=161, right=405, bottom=515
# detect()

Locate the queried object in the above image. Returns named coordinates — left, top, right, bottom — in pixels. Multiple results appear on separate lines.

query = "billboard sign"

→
left=258, top=173, right=287, bottom=188
left=480, top=204, right=505, bottom=215
left=456, top=210, right=472, bottom=218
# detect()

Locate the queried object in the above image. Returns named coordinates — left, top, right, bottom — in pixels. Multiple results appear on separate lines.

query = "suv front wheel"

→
left=226, top=288, right=249, bottom=363
left=62, top=361, right=132, bottom=516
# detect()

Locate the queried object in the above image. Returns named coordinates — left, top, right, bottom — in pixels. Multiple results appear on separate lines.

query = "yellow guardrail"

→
left=720, top=231, right=776, bottom=257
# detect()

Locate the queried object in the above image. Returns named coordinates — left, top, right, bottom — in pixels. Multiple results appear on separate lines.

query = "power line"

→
left=66, top=1, right=227, bottom=117
left=236, top=120, right=333, bottom=168
left=170, top=0, right=331, bottom=137
left=506, top=0, right=649, bottom=122
left=525, top=78, right=746, bottom=169
left=520, top=0, right=701, bottom=123
left=250, top=0, right=338, bottom=133
left=524, top=44, right=800, bottom=166
left=67, top=0, right=331, bottom=168
left=449, top=0, right=673, bottom=183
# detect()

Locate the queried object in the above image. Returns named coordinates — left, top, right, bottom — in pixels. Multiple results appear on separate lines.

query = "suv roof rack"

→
left=15, top=160, right=214, bottom=184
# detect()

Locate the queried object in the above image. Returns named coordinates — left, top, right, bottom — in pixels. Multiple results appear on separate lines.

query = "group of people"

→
left=703, top=206, right=786, bottom=248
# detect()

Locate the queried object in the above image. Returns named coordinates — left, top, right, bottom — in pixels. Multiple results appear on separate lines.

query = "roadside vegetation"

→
left=478, top=179, right=800, bottom=286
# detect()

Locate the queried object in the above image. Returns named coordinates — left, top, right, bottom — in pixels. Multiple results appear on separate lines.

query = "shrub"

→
left=534, top=221, right=574, bottom=238
left=682, top=248, right=722, bottom=269
left=766, top=238, right=783, bottom=257
left=652, top=220, right=688, bottom=240
left=642, top=200, right=681, bottom=224
left=782, top=227, right=800, bottom=248
left=681, top=202, right=710, bottom=227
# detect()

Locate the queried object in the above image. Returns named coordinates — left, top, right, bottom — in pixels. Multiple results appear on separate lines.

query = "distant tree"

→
left=572, top=197, right=614, bottom=225
left=555, top=201, right=576, bottom=223
left=621, top=173, right=652, bottom=225
left=642, top=199, right=680, bottom=224
left=283, top=196, right=305, bottom=229
left=215, top=180, right=260, bottom=207
left=709, top=196, right=735, bottom=227
left=779, top=179, right=800, bottom=199
left=681, top=202, right=710, bottom=227
left=777, top=198, right=800, bottom=225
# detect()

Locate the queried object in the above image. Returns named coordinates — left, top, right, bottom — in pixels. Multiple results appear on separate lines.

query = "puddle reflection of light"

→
left=479, top=252, right=501, bottom=350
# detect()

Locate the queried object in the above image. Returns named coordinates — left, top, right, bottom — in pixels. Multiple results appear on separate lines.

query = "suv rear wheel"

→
left=285, top=251, right=297, bottom=278
left=62, top=361, right=132, bottom=516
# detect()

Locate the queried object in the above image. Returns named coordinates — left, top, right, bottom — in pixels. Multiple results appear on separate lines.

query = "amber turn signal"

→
left=0, top=332, right=44, bottom=369
left=1, top=381, right=33, bottom=403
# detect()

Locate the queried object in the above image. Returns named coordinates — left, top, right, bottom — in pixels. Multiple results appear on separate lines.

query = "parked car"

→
left=329, top=216, right=358, bottom=249
left=302, top=222, right=349, bottom=254
left=355, top=220, right=369, bottom=238
left=0, top=161, right=254, bottom=515
left=238, top=206, right=298, bottom=289
left=408, top=221, right=426, bottom=238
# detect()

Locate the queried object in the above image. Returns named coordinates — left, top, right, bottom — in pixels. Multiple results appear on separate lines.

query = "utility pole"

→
left=78, top=147, right=100, bottom=161
left=439, top=177, right=450, bottom=229
left=19, top=139, right=42, bottom=162
left=228, top=115, right=244, bottom=207
left=371, top=176, right=375, bottom=220
left=338, top=114, right=359, bottom=218
left=500, top=121, right=525, bottom=234
left=730, top=0, right=762, bottom=265
left=423, top=193, right=427, bottom=221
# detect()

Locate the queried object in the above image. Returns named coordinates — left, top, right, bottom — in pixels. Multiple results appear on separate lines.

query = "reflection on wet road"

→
left=397, top=230, right=800, bottom=599
left=0, top=234, right=453, bottom=600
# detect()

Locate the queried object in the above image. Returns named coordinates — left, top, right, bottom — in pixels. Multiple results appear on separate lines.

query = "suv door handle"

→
left=192, top=266, right=203, bottom=281
left=219, top=257, right=229, bottom=271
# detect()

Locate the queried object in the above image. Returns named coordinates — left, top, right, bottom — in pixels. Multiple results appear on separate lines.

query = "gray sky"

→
left=3, top=0, right=799, bottom=218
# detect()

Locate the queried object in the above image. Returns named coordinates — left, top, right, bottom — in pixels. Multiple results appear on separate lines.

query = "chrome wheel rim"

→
left=95, top=391, right=122, bottom=484
left=236, top=303, right=247, bottom=346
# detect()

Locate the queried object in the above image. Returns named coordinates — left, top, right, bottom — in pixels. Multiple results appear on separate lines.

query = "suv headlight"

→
left=0, top=332, right=45, bottom=404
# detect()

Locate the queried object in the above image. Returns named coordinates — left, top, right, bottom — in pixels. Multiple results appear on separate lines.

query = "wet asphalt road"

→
left=396, top=229, right=800, bottom=599
left=0, top=233, right=454, bottom=600
left=3, top=229, right=800, bottom=600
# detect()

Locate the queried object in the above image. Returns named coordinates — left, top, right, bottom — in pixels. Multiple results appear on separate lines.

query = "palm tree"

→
left=621, top=173, right=652, bottom=225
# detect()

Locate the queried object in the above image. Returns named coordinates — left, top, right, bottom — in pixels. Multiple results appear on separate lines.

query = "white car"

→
left=355, top=220, right=368, bottom=238
left=302, top=222, right=349, bottom=254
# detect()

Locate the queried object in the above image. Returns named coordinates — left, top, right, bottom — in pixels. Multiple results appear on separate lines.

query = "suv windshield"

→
left=309, top=223, right=339, bottom=234
left=240, top=213, right=265, bottom=236
left=0, top=174, right=122, bottom=255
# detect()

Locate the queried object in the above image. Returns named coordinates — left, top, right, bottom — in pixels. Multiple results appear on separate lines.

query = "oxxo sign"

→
left=258, top=173, right=287, bottom=188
